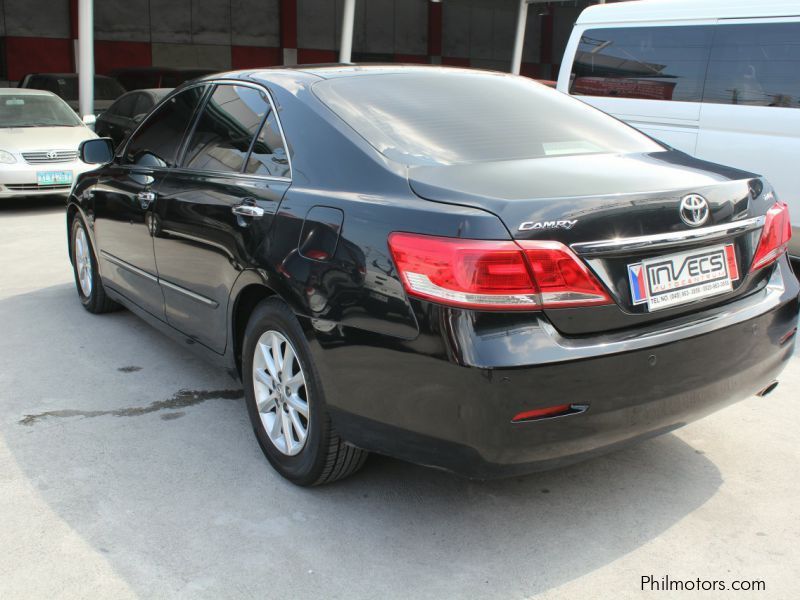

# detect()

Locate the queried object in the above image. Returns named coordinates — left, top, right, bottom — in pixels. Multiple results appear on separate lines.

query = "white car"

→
left=0, top=88, right=98, bottom=198
left=557, top=0, right=800, bottom=260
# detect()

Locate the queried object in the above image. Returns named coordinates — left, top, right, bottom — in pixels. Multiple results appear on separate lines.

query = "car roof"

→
left=24, top=73, right=117, bottom=80
left=121, top=88, right=172, bottom=96
left=0, top=88, right=55, bottom=97
left=201, top=64, right=507, bottom=92
left=577, top=0, right=800, bottom=24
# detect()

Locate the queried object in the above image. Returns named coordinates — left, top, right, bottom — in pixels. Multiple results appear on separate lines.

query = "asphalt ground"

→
left=1, top=197, right=798, bottom=599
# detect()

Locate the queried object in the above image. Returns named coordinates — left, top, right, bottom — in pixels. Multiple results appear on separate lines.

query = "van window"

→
left=704, top=22, right=800, bottom=109
left=570, top=26, right=713, bottom=102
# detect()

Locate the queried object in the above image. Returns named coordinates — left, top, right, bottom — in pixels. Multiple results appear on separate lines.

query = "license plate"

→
left=627, top=244, right=739, bottom=312
left=36, top=171, right=72, bottom=186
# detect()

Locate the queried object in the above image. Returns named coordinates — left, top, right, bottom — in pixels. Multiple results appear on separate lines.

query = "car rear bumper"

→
left=310, top=257, right=799, bottom=478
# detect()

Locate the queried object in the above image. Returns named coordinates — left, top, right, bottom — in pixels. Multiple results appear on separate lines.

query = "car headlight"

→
left=0, top=150, right=16, bottom=164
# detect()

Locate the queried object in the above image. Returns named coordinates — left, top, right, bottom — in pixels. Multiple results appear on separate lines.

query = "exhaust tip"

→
left=756, top=381, right=779, bottom=397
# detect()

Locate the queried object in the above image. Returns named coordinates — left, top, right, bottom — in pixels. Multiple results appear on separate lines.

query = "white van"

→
left=557, top=0, right=800, bottom=259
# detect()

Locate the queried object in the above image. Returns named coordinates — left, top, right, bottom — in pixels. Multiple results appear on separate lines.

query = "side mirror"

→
left=82, top=114, right=97, bottom=130
left=80, top=138, right=115, bottom=165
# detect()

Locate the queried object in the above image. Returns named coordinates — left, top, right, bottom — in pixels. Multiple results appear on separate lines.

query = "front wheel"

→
left=70, top=214, right=119, bottom=314
left=242, top=298, right=368, bottom=485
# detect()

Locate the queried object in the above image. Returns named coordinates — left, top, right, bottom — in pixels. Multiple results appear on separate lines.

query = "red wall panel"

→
left=428, top=2, right=442, bottom=57
left=280, top=0, right=298, bottom=50
left=6, top=37, right=73, bottom=81
left=94, top=40, right=151, bottom=75
left=232, top=46, right=282, bottom=69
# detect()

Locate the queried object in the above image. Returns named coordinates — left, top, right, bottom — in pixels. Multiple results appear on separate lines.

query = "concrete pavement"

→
left=1, top=198, right=798, bottom=599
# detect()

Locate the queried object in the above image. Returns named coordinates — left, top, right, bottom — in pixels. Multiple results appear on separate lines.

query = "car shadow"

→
left=1, top=284, right=723, bottom=599
left=0, top=196, right=66, bottom=214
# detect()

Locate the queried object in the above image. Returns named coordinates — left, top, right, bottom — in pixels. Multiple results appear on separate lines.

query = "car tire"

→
left=70, top=214, right=119, bottom=314
left=243, top=298, right=368, bottom=485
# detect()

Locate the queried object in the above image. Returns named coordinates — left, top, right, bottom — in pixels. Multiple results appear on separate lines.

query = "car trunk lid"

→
left=408, top=151, right=771, bottom=333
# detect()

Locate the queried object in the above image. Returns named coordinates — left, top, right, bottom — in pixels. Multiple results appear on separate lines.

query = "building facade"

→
left=0, top=0, right=614, bottom=86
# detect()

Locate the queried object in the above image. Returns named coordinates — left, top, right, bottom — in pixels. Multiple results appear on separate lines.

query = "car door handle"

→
left=231, top=204, right=265, bottom=218
left=137, top=191, right=156, bottom=209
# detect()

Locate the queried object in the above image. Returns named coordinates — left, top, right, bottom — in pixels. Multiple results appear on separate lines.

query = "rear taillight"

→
left=751, top=202, right=792, bottom=272
left=387, top=233, right=612, bottom=310
left=517, top=241, right=613, bottom=308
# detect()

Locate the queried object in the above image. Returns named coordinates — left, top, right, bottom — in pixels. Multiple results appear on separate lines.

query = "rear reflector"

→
left=388, top=233, right=612, bottom=310
left=512, top=404, right=574, bottom=422
left=751, top=202, right=792, bottom=272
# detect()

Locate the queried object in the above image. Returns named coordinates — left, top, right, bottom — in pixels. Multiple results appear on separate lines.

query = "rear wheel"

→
left=243, top=298, right=368, bottom=485
left=70, top=215, right=119, bottom=314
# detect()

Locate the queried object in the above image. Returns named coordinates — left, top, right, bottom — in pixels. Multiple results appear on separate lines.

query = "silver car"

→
left=0, top=89, right=97, bottom=198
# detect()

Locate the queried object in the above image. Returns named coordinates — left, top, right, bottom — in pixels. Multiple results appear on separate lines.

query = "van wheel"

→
left=70, top=215, right=119, bottom=314
left=242, top=298, right=368, bottom=485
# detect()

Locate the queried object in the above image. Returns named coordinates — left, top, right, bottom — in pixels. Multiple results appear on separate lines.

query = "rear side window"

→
left=111, top=94, right=138, bottom=118
left=570, top=26, right=713, bottom=102
left=244, top=110, right=290, bottom=178
left=704, top=22, right=800, bottom=109
left=124, top=85, right=206, bottom=167
left=132, top=94, right=154, bottom=117
left=182, top=84, right=271, bottom=173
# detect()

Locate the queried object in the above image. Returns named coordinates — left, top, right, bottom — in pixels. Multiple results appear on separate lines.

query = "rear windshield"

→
left=313, top=71, right=663, bottom=166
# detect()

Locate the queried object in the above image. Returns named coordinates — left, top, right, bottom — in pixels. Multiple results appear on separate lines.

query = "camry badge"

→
left=679, top=194, right=710, bottom=227
left=518, top=219, right=578, bottom=231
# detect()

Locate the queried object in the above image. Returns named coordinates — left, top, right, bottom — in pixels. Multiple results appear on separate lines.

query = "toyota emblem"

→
left=46, top=151, right=58, bottom=159
left=679, top=194, right=710, bottom=227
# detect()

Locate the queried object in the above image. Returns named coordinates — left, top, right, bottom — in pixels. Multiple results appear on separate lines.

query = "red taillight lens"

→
left=751, top=202, right=792, bottom=272
left=512, top=403, right=574, bottom=422
left=387, top=233, right=538, bottom=309
left=387, top=233, right=612, bottom=310
left=518, top=241, right=613, bottom=307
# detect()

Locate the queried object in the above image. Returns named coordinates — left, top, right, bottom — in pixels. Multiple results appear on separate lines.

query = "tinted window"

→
left=315, top=72, right=662, bottom=166
left=111, top=93, right=138, bottom=118
left=124, top=86, right=206, bottom=168
left=56, top=77, right=125, bottom=101
left=704, top=22, right=800, bottom=109
left=183, top=85, right=271, bottom=173
left=570, top=26, right=713, bottom=102
left=132, top=94, right=154, bottom=117
left=29, top=76, right=60, bottom=96
left=244, top=110, right=290, bottom=178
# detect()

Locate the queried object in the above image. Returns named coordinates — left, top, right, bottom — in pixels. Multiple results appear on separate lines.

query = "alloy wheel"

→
left=252, top=330, right=310, bottom=456
left=73, top=225, right=93, bottom=297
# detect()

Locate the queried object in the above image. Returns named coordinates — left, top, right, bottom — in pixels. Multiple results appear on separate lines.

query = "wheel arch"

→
left=66, top=201, right=81, bottom=265
left=230, top=280, right=277, bottom=377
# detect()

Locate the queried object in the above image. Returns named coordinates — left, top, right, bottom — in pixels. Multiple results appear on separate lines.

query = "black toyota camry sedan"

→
left=68, top=66, right=798, bottom=485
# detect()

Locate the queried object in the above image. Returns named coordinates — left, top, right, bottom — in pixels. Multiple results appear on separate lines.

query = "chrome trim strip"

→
left=571, top=216, right=765, bottom=256
left=159, top=279, right=219, bottom=308
left=100, top=250, right=158, bottom=283
left=101, top=250, right=218, bottom=307
left=161, top=228, right=236, bottom=259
